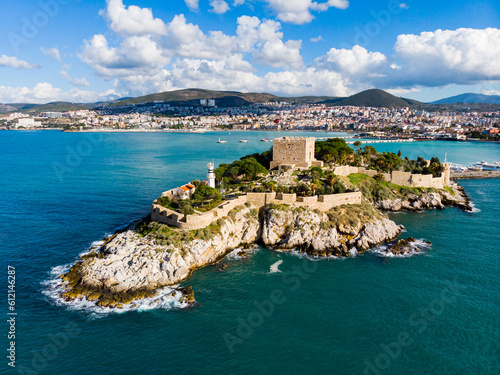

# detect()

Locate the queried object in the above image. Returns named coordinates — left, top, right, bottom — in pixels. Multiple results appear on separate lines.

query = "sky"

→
left=0, top=0, right=499, bottom=104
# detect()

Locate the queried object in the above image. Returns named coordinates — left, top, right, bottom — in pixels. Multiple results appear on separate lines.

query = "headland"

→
left=55, top=137, right=471, bottom=309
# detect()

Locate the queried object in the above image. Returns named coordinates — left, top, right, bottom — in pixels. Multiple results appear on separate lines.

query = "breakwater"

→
left=451, top=170, right=500, bottom=179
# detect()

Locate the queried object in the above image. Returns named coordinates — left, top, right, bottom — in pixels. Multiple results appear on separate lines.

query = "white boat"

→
left=473, top=161, right=500, bottom=171
left=239, top=140, right=249, bottom=143
left=217, top=138, right=227, bottom=144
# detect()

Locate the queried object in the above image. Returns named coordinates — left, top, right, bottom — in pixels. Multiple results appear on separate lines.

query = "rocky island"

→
left=57, top=137, right=471, bottom=309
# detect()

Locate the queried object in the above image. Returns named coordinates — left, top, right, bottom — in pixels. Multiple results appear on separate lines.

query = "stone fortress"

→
left=270, top=136, right=324, bottom=170
left=151, top=136, right=450, bottom=230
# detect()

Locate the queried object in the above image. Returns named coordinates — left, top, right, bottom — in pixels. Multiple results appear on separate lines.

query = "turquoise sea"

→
left=0, top=130, right=498, bottom=375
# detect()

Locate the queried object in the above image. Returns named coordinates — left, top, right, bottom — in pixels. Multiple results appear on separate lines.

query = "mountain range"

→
left=2, top=89, right=500, bottom=115
left=431, top=93, right=500, bottom=104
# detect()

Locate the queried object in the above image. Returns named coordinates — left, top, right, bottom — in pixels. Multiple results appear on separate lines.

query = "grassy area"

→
left=137, top=219, right=214, bottom=247
left=443, top=185, right=455, bottom=196
left=194, top=199, right=224, bottom=212
left=325, top=202, right=385, bottom=231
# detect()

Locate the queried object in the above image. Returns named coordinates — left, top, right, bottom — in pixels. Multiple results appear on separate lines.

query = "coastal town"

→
left=1, top=99, right=499, bottom=142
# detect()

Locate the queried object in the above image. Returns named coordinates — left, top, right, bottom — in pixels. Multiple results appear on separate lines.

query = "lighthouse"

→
left=207, top=162, right=216, bottom=188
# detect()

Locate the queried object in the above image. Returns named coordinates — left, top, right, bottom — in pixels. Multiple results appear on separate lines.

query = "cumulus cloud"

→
left=100, top=0, right=167, bottom=35
left=210, top=0, right=230, bottom=14
left=233, top=0, right=246, bottom=5
left=80, top=34, right=170, bottom=79
left=0, top=82, right=119, bottom=104
left=316, top=45, right=387, bottom=76
left=265, top=0, right=349, bottom=24
left=236, top=16, right=303, bottom=68
left=0, top=55, right=39, bottom=70
left=185, top=0, right=199, bottom=11
left=310, top=35, right=323, bottom=42
left=41, top=47, right=62, bottom=62
left=394, top=28, right=500, bottom=86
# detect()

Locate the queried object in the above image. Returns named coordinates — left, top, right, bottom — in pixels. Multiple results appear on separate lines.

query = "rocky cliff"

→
left=373, top=181, right=472, bottom=212
left=59, top=203, right=403, bottom=308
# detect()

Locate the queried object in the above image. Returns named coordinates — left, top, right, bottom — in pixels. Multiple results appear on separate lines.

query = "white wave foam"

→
left=225, top=245, right=260, bottom=260
left=270, top=260, right=283, bottom=273
left=467, top=201, right=481, bottom=213
left=370, top=239, right=432, bottom=258
left=42, top=265, right=190, bottom=317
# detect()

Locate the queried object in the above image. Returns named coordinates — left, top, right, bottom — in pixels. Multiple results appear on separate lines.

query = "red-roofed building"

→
left=174, top=184, right=196, bottom=200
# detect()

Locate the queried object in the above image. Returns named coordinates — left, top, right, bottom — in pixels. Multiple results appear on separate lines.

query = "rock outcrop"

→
left=59, top=202, right=404, bottom=307
left=260, top=206, right=403, bottom=257
left=374, top=182, right=472, bottom=212
left=61, top=205, right=260, bottom=307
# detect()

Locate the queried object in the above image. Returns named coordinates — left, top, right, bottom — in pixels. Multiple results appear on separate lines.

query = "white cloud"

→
left=394, top=28, right=500, bottom=86
left=236, top=16, right=303, bottom=68
left=0, top=55, right=39, bottom=70
left=60, top=65, right=91, bottom=87
left=210, top=0, right=230, bottom=14
left=265, top=0, right=349, bottom=24
left=80, top=34, right=170, bottom=79
left=310, top=35, right=323, bottom=42
left=481, top=89, right=500, bottom=96
left=0, top=82, right=118, bottom=104
left=399, top=3, right=409, bottom=9
left=185, top=0, right=199, bottom=11
left=316, top=45, right=387, bottom=76
left=233, top=0, right=246, bottom=6
left=165, top=15, right=237, bottom=60
left=100, top=0, right=167, bottom=35
left=386, top=87, right=421, bottom=96
left=41, top=47, right=62, bottom=62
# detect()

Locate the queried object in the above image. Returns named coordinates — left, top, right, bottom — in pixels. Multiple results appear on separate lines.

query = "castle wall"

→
left=151, top=191, right=363, bottom=229
left=334, top=164, right=450, bottom=189
left=275, top=193, right=297, bottom=205
left=246, top=192, right=277, bottom=208
left=333, top=166, right=360, bottom=176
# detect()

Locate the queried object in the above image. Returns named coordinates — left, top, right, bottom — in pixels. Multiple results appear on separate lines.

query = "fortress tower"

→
left=270, top=137, right=324, bottom=170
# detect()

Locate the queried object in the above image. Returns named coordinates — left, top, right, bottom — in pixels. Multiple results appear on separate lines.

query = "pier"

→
left=451, top=170, right=500, bottom=180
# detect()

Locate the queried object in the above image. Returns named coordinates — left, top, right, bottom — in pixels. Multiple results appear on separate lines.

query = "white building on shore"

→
left=17, top=118, right=42, bottom=128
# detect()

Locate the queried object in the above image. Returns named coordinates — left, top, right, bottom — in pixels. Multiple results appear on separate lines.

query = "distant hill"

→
left=108, top=88, right=278, bottom=107
left=431, top=93, right=500, bottom=104
left=18, top=102, right=92, bottom=115
left=325, top=89, right=416, bottom=108
left=6, top=88, right=500, bottom=115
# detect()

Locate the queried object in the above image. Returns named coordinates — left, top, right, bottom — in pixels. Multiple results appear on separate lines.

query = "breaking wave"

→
left=370, top=239, right=432, bottom=258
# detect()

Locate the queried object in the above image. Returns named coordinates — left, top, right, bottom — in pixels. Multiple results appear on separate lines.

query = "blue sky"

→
left=0, top=0, right=499, bottom=103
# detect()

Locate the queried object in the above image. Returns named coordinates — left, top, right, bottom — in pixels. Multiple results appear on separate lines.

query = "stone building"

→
left=270, top=136, right=324, bottom=170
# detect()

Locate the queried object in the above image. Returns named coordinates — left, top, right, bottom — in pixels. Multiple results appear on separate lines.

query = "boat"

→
left=217, top=138, right=227, bottom=144
left=239, top=140, right=249, bottom=143
left=473, top=161, right=500, bottom=171
left=260, top=138, right=272, bottom=142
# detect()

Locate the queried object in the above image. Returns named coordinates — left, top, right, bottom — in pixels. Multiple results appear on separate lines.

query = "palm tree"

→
left=323, top=154, right=333, bottom=168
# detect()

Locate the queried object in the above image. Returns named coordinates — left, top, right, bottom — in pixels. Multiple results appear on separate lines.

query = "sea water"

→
left=0, top=131, right=498, bottom=374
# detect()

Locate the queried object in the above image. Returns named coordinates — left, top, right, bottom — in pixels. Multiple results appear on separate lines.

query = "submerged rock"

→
left=385, top=237, right=431, bottom=256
